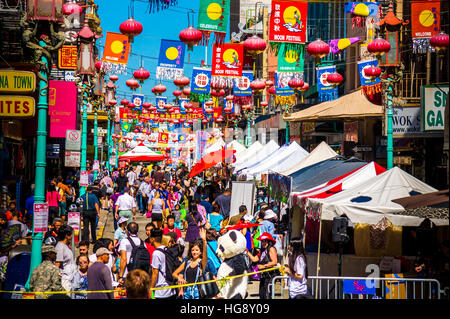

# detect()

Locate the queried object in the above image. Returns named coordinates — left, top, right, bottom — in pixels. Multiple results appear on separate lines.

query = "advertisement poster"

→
left=191, top=67, right=212, bottom=94
left=68, top=212, right=81, bottom=231
left=93, top=160, right=100, bottom=172
left=233, top=71, right=253, bottom=96
left=33, top=203, right=49, bottom=233
left=48, top=81, right=77, bottom=138
left=102, top=32, right=131, bottom=65
left=156, top=39, right=186, bottom=79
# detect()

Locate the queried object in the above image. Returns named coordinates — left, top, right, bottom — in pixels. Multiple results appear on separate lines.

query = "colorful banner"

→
left=48, top=81, right=77, bottom=138
left=158, top=132, right=169, bottom=148
left=275, top=71, right=296, bottom=96
left=197, top=0, right=230, bottom=44
left=102, top=32, right=130, bottom=73
left=58, top=45, right=77, bottom=70
left=213, top=107, right=222, bottom=120
left=191, top=67, right=211, bottom=102
left=131, top=93, right=144, bottom=112
left=316, top=65, right=338, bottom=101
left=212, top=43, right=244, bottom=77
left=178, top=133, right=187, bottom=144
left=358, top=59, right=382, bottom=95
left=224, top=99, right=235, bottom=114
left=156, top=96, right=168, bottom=113
left=156, top=39, right=186, bottom=80
left=277, top=43, right=304, bottom=73
left=179, top=98, right=189, bottom=114
left=269, top=1, right=308, bottom=55
left=329, top=37, right=361, bottom=54
left=345, top=2, right=380, bottom=17
left=411, top=1, right=440, bottom=53
left=233, top=71, right=253, bottom=96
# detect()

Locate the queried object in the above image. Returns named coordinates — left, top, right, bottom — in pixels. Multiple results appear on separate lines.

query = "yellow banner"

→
left=0, top=70, right=36, bottom=93
left=0, top=96, right=35, bottom=118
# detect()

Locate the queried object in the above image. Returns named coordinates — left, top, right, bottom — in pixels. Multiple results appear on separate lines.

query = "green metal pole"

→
left=386, top=80, right=394, bottom=169
left=93, top=110, right=98, bottom=179
left=80, top=89, right=88, bottom=197
left=246, top=117, right=251, bottom=147
left=286, top=119, right=289, bottom=144
left=106, top=113, right=111, bottom=171
left=26, top=40, right=48, bottom=287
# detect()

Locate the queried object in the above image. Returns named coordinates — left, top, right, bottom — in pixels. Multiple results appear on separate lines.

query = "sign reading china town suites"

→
left=0, top=96, right=35, bottom=118
left=0, top=70, right=36, bottom=93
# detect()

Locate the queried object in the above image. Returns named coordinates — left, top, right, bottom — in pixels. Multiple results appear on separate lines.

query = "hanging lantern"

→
left=179, top=118, right=186, bottom=123
left=250, top=79, right=266, bottom=93
left=120, top=99, right=130, bottom=106
left=128, top=103, right=136, bottom=110
left=74, top=21, right=101, bottom=75
left=299, top=83, right=309, bottom=92
left=210, top=79, right=226, bottom=92
left=202, top=119, right=209, bottom=124
left=218, top=89, right=226, bottom=97
left=63, top=1, right=83, bottom=16
left=109, top=74, right=119, bottom=82
left=133, top=67, right=150, bottom=83
left=268, top=85, right=276, bottom=95
left=174, top=76, right=190, bottom=90
left=173, top=90, right=182, bottom=98
left=326, top=73, right=344, bottom=86
left=182, top=87, right=191, bottom=96
left=288, top=78, right=305, bottom=90
left=133, top=129, right=139, bottom=133
left=126, top=78, right=140, bottom=91
left=149, top=105, right=157, bottom=112
left=307, top=39, right=330, bottom=64
left=265, top=80, right=274, bottom=87
left=243, top=35, right=267, bottom=56
left=142, top=102, right=151, bottom=109
left=367, top=37, right=391, bottom=56
left=94, top=60, right=103, bottom=73
left=109, top=99, right=118, bottom=107
left=153, top=83, right=167, bottom=95
left=179, top=26, right=203, bottom=51
left=363, top=66, right=382, bottom=80
left=260, top=101, right=268, bottom=108
left=119, top=17, right=143, bottom=43
left=430, top=32, right=449, bottom=51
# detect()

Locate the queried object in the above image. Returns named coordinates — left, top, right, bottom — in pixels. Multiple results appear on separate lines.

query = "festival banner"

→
left=158, top=132, right=169, bottom=148
left=156, top=96, right=168, bottom=113
left=224, top=98, right=235, bottom=114
left=275, top=71, right=296, bottom=96
left=191, top=67, right=211, bottom=102
left=277, top=43, right=304, bottom=73
left=178, top=133, right=187, bottom=144
left=411, top=1, right=440, bottom=53
left=102, top=32, right=130, bottom=73
left=345, top=2, right=380, bottom=29
left=316, top=65, right=338, bottom=101
left=131, top=93, right=144, bottom=112
left=269, top=1, right=308, bottom=56
left=233, top=71, right=253, bottom=96
left=358, top=58, right=382, bottom=95
left=212, top=43, right=243, bottom=78
left=179, top=98, right=189, bottom=114
left=197, top=0, right=230, bottom=44
left=213, top=107, right=222, bottom=120
left=156, top=39, right=186, bottom=80
left=58, top=45, right=77, bottom=70
left=329, top=37, right=361, bottom=54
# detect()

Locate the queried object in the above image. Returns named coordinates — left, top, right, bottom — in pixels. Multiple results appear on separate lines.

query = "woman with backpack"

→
left=46, top=184, right=60, bottom=225
left=172, top=228, right=207, bottom=299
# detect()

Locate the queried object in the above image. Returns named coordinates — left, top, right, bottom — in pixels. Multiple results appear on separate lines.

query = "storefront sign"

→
left=391, top=106, right=421, bottom=136
left=33, top=203, right=49, bottom=233
left=58, top=45, right=78, bottom=70
left=422, top=85, right=448, bottom=131
left=0, top=70, right=36, bottom=93
left=65, top=130, right=81, bottom=151
left=65, top=151, right=81, bottom=167
left=49, top=81, right=77, bottom=138
left=0, top=96, right=35, bottom=118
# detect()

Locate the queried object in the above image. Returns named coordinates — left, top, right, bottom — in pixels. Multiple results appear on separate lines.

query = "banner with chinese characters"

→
left=197, top=0, right=230, bottom=45
left=58, top=45, right=77, bottom=70
left=277, top=43, right=304, bottom=73
left=233, top=71, right=253, bottom=96
left=358, top=59, right=382, bottom=95
left=158, top=132, right=169, bottom=148
left=156, top=39, right=186, bottom=80
left=102, top=32, right=131, bottom=73
left=329, top=37, right=361, bottom=54
left=411, top=1, right=440, bottom=53
left=212, top=43, right=243, bottom=78
left=131, top=93, right=144, bottom=112
left=345, top=2, right=380, bottom=29
left=156, top=96, right=168, bottom=113
left=316, top=65, right=338, bottom=101
left=269, top=1, right=308, bottom=57
left=191, top=67, right=211, bottom=102
left=179, top=98, right=189, bottom=114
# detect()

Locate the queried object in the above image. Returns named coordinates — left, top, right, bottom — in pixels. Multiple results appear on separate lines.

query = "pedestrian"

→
left=44, top=218, right=63, bottom=243
left=117, top=222, right=145, bottom=285
left=148, top=190, right=165, bottom=229
left=115, top=187, right=137, bottom=225
left=172, top=228, right=207, bottom=299
left=100, top=171, right=114, bottom=210
left=152, top=166, right=165, bottom=184
left=207, top=203, right=224, bottom=232
left=149, top=228, right=177, bottom=299
left=87, top=247, right=114, bottom=299
left=56, top=177, right=72, bottom=222
left=80, top=186, right=100, bottom=244
left=54, top=225, right=76, bottom=292
left=184, top=202, right=203, bottom=247
left=78, top=240, right=90, bottom=256
left=200, top=194, right=213, bottom=215
left=116, top=169, right=128, bottom=193
left=246, top=232, right=279, bottom=299
left=46, top=184, right=61, bottom=225
left=113, top=217, right=129, bottom=247
left=29, top=245, right=64, bottom=299
left=144, top=223, right=156, bottom=262
left=229, top=205, right=248, bottom=226
left=138, top=175, right=152, bottom=216
left=172, top=204, right=184, bottom=231
left=205, top=228, right=221, bottom=275
left=89, top=238, right=116, bottom=287
left=212, top=188, right=231, bottom=221
left=71, top=254, right=89, bottom=299
left=283, top=239, right=312, bottom=299
left=127, top=166, right=137, bottom=187
left=110, top=186, right=122, bottom=231
left=24, top=188, right=35, bottom=226
left=125, top=269, right=151, bottom=299
left=163, top=215, right=182, bottom=240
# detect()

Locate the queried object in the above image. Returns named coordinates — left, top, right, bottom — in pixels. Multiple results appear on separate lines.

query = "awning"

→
left=284, top=90, right=384, bottom=122
left=392, top=189, right=449, bottom=210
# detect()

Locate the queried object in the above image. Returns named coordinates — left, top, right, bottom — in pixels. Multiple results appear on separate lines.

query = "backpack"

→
left=156, top=246, right=181, bottom=285
left=126, top=236, right=151, bottom=273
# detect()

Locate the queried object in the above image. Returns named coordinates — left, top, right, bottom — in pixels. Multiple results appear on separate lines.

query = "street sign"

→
left=68, top=212, right=81, bottom=231
left=33, top=203, right=49, bottom=233
left=91, top=128, right=108, bottom=134
left=97, top=136, right=103, bottom=146
left=80, top=171, right=89, bottom=186
left=352, top=145, right=372, bottom=153
left=46, top=144, right=60, bottom=159
left=64, top=70, right=76, bottom=82
left=65, top=130, right=81, bottom=151
left=65, top=151, right=81, bottom=167
left=422, top=85, right=448, bottom=131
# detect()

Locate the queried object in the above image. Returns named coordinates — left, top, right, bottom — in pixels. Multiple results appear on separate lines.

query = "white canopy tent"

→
left=308, top=167, right=440, bottom=226
left=233, top=140, right=279, bottom=171
left=279, top=141, right=338, bottom=176
left=226, top=140, right=247, bottom=162
left=242, top=142, right=309, bottom=180
left=232, top=141, right=263, bottom=168
left=203, top=138, right=225, bottom=155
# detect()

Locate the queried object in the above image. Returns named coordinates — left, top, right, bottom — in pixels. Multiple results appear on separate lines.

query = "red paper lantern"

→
left=250, top=79, right=266, bottom=93
left=367, top=37, right=391, bottom=56
left=94, top=60, right=103, bottom=73
left=133, top=129, right=139, bottom=133
left=142, top=102, right=151, bottom=109
left=268, top=86, right=276, bottom=95
left=182, top=87, right=191, bottom=96
left=126, top=78, right=140, bottom=91
left=225, top=95, right=234, bottom=101
left=430, top=31, right=449, bottom=51
left=109, top=74, right=119, bottom=82
left=179, top=118, right=186, bottom=123
left=260, top=101, right=268, bottom=108
left=119, top=17, right=143, bottom=43
left=363, top=66, right=382, bottom=79
left=210, top=90, right=220, bottom=97
left=133, top=67, right=150, bottom=83
left=174, top=76, right=190, bottom=89
left=326, top=72, right=343, bottom=86
left=128, top=103, right=136, bottom=109
left=307, top=39, right=330, bottom=59
left=265, top=80, right=274, bottom=87
left=243, top=35, right=267, bottom=56
left=120, top=99, right=130, bottom=106
left=219, top=89, right=226, bottom=97
left=173, top=90, right=182, bottom=97
left=202, top=119, right=209, bottom=124
left=211, top=79, right=226, bottom=91
left=179, top=26, right=203, bottom=51
left=153, top=83, right=167, bottom=95
left=205, top=101, right=214, bottom=107
left=109, top=99, right=118, bottom=107
left=63, top=1, right=83, bottom=16
left=288, top=78, right=304, bottom=90
left=299, top=83, right=309, bottom=92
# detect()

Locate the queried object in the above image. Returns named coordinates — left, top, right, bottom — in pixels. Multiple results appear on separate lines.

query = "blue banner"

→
left=156, top=96, right=167, bottom=113
left=358, top=59, right=381, bottom=87
left=191, top=67, right=211, bottom=94
left=275, top=72, right=295, bottom=96
left=316, top=65, right=338, bottom=101
left=233, top=71, right=253, bottom=96
left=343, top=280, right=376, bottom=295
left=224, top=99, right=235, bottom=114
left=179, top=98, right=189, bottom=114
left=178, top=133, right=187, bottom=144
left=131, top=93, right=144, bottom=112
left=158, top=39, right=186, bottom=69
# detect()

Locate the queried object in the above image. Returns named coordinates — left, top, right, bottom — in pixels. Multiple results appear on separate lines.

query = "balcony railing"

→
left=398, top=72, right=426, bottom=105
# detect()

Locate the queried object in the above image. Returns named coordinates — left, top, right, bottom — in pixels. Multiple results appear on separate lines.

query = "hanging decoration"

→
left=197, top=0, right=230, bottom=45
left=278, top=42, right=304, bottom=73
left=329, top=37, right=361, bottom=54
left=269, top=1, right=308, bottom=57
left=179, top=26, right=203, bottom=51
left=212, top=43, right=244, bottom=78
left=156, top=39, right=186, bottom=80
left=358, top=59, right=382, bottom=95
left=233, top=71, right=253, bottom=106
left=190, top=67, right=211, bottom=102
left=119, top=17, right=143, bottom=43
left=133, top=67, right=150, bottom=83
left=306, top=39, right=330, bottom=64
left=155, top=96, right=168, bottom=113
left=345, top=2, right=380, bottom=29
left=101, top=32, right=131, bottom=74
left=316, top=65, right=338, bottom=101
left=147, top=0, right=179, bottom=13
left=274, top=71, right=296, bottom=106
left=411, top=1, right=440, bottom=53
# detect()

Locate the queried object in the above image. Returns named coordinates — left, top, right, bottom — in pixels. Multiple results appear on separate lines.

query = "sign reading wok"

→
left=422, top=85, right=448, bottom=131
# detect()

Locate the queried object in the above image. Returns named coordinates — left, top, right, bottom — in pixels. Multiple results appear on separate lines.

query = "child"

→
left=172, top=204, right=183, bottom=231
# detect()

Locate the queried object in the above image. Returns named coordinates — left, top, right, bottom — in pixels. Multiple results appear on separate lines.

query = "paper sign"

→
left=65, top=151, right=81, bottom=167
left=93, top=160, right=100, bottom=172
left=68, top=212, right=80, bottom=231
left=80, top=171, right=89, bottom=186
left=33, top=203, right=49, bottom=233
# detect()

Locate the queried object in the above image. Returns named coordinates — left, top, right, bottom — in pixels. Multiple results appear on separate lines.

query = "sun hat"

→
left=263, top=209, right=277, bottom=220
left=118, top=217, right=129, bottom=225
left=257, top=232, right=276, bottom=243
left=96, top=247, right=112, bottom=257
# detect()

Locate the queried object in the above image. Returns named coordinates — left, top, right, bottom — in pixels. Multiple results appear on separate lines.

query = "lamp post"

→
left=22, top=0, right=66, bottom=287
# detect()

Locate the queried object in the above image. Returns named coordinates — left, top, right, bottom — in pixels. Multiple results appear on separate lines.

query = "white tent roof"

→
left=232, top=141, right=262, bottom=168
left=234, top=140, right=280, bottom=171
left=227, top=140, right=247, bottom=156
left=279, top=141, right=337, bottom=176
left=204, top=138, right=225, bottom=154
left=308, top=167, right=439, bottom=226
left=243, top=142, right=309, bottom=180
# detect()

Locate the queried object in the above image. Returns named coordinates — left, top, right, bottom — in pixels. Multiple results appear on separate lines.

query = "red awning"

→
left=188, top=148, right=235, bottom=178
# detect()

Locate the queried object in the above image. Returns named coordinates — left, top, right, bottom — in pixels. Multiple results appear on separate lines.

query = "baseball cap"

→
left=41, top=245, right=57, bottom=254
left=96, top=247, right=112, bottom=257
left=118, top=216, right=129, bottom=225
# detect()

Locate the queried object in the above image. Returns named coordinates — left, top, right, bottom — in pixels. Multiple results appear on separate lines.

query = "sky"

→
left=95, top=0, right=230, bottom=104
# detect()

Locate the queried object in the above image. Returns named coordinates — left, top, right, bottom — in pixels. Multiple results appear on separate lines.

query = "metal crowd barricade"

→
left=271, top=276, right=443, bottom=300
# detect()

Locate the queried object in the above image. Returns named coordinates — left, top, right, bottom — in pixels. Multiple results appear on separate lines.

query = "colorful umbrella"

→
left=188, top=148, right=236, bottom=178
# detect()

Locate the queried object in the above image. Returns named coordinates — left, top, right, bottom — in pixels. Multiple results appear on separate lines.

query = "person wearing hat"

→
left=115, top=187, right=137, bottom=225
left=114, top=217, right=129, bottom=247
left=246, top=232, right=279, bottom=299
left=29, top=245, right=64, bottom=299
left=87, top=247, right=114, bottom=299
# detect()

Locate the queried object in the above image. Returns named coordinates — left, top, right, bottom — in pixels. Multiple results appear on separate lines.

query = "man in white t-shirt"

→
left=127, top=168, right=137, bottom=187
left=54, top=225, right=76, bottom=292
left=117, top=222, right=142, bottom=286
left=115, top=187, right=137, bottom=223
left=149, top=228, right=176, bottom=299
